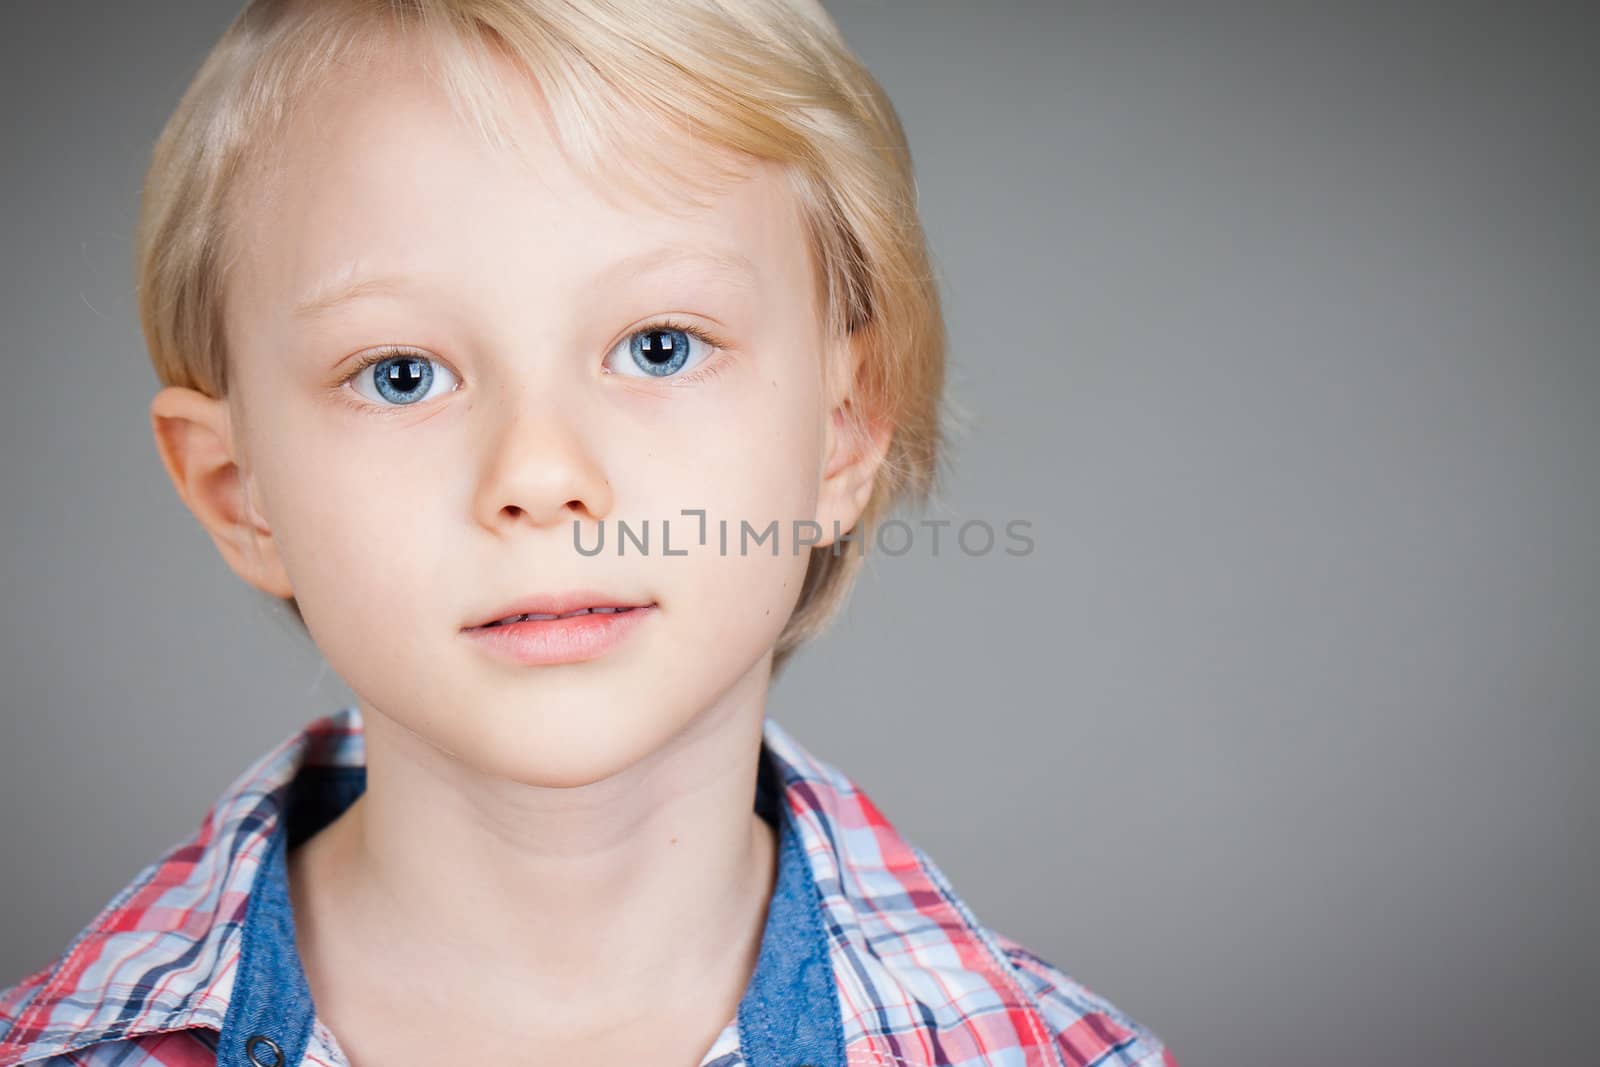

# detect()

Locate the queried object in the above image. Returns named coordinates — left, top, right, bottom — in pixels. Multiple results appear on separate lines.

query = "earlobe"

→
left=149, top=386, right=294, bottom=598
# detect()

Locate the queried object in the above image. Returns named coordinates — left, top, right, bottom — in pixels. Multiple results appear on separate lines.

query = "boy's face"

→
left=171, top=39, right=884, bottom=787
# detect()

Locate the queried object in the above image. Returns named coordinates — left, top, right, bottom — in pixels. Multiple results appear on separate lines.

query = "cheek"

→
left=619, top=353, right=826, bottom=521
left=615, top=368, right=824, bottom=657
left=250, top=416, right=454, bottom=632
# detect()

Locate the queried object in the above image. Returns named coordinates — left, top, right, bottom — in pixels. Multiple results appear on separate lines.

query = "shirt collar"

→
left=0, top=706, right=1069, bottom=1067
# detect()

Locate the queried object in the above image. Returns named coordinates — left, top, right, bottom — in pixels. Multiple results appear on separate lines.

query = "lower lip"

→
left=461, top=605, right=656, bottom=666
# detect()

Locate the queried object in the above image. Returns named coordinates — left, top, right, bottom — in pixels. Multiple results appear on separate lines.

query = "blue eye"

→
left=606, top=323, right=717, bottom=379
left=348, top=351, right=460, bottom=407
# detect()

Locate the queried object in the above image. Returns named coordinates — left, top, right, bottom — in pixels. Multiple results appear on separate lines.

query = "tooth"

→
left=591, top=607, right=617, bottom=614
left=528, top=613, right=559, bottom=621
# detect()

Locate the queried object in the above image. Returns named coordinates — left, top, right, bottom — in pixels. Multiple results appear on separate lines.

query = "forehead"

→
left=224, top=30, right=810, bottom=330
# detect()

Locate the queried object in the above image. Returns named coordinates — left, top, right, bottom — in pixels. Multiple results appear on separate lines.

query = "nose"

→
left=472, top=381, right=613, bottom=532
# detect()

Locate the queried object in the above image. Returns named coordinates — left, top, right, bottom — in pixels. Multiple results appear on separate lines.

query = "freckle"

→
left=671, top=836, right=679, bottom=845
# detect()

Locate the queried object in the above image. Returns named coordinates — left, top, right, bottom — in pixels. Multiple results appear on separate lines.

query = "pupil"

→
left=388, top=359, right=424, bottom=392
left=642, top=331, right=675, bottom=363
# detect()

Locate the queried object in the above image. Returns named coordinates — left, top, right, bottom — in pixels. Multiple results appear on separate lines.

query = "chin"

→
left=446, top=700, right=695, bottom=790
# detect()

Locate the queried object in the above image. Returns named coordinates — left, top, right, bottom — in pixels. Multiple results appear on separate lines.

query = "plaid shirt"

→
left=0, top=706, right=1175, bottom=1067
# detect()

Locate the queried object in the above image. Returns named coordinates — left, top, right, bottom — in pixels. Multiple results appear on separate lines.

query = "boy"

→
left=0, top=2, right=1175, bottom=1065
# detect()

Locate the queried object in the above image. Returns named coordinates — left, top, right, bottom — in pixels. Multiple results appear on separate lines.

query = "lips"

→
left=463, top=592, right=654, bottom=631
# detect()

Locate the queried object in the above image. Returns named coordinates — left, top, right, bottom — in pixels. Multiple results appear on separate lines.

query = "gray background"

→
left=2, top=2, right=1594, bottom=1064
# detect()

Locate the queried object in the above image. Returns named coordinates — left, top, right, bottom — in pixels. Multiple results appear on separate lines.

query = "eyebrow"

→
left=290, top=247, right=762, bottom=322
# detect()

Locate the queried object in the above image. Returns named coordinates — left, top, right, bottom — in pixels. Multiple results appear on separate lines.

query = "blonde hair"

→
left=137, top=0, right=949, bottom=677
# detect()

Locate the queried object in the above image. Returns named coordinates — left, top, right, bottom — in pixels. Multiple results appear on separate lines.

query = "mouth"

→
left=470, top=605, right=651, bottom=629
left=462, top=596, right=656, bottom=632
left=460, top=597, right=658, bottom=666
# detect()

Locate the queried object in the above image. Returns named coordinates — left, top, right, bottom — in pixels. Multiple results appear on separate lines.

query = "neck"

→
left=288, top=662, right=781, bottom=1041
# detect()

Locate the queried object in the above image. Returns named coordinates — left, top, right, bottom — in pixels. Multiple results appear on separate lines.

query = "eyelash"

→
left=335, top=316, right=731, bottom=414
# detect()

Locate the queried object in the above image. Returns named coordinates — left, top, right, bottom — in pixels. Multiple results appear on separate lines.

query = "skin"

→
left=148, top=31, right=889, bottom=1067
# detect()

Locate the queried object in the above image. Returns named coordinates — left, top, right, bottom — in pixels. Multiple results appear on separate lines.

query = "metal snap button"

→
left=246, top=1034, right=283, bottom=1067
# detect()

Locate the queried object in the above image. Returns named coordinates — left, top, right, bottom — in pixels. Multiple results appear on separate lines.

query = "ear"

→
left=149, top=386, right=294, bottom=598
left=813, top=334, right=893, bottom=547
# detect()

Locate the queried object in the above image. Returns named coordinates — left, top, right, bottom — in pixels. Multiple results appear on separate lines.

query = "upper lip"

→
left=463, top=591, right=655, bottom=630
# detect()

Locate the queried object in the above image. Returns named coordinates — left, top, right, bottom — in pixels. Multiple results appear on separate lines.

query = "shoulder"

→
left=0, top=783, right=257, bottom=1066
left=0, top=1026, right=217, bottom=1066
left=0, top=875, right=230, bottom=1067
left=0, top=966, right=49, bottom=1057
left=759, top=720, right=1176, bottom=1067
left=2, top=965, right=204, bottom=1064
left=0, top=710, right=365, bottom=1067
left=990, top=929, right=1177, bottom=1067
